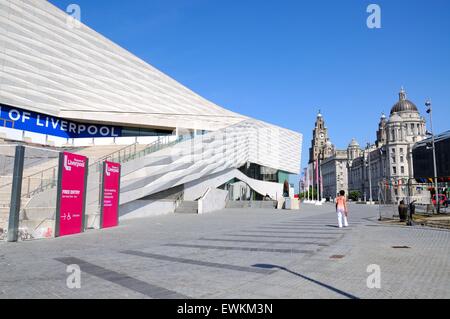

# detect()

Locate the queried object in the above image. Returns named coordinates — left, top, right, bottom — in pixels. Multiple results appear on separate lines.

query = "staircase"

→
left=0, top=137, right=179, bottom=238
left=175, top=201, right=198, bottom=214
left=3, top=138, right=176, bottom=199
left=226, top=200, right=277, bottom=209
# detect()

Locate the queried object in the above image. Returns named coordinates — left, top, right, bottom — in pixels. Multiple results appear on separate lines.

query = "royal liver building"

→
left=317, top=88, right=427, bottom=203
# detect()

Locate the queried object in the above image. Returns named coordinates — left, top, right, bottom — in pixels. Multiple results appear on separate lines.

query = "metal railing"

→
left=89, top=135, right=179, bottom=172
left=1, top=132, right=199, bottom=206
left=175, top=191, right=185, bottom=210
left=22, top=135, right=180, bottom=199
left=23, top=166, right=58, bottom=198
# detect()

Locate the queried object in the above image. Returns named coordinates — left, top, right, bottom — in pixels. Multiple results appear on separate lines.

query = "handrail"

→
left=175, top=191, right=184, bottom=209
left=90, top=136, right=177, bottom=171
left=1, top=133, right=193, bottom=199
left=0, top=142, right=142, bottom=193
left=200, top=187, right=211, bottom=200
left=89, top=142, right=139, bottom=168
left=27, top=136, right=178, bottom=197
left=0, top=163, right=59, bottom=193
left=0, top=150, right=67, bottom=192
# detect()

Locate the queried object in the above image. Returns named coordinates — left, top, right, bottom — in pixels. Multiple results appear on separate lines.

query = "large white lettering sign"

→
left=0, top=103, right=121, bottom=138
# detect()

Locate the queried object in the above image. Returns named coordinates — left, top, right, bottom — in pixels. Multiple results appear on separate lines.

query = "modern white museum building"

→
left=0, top=0, right=302, bottom=220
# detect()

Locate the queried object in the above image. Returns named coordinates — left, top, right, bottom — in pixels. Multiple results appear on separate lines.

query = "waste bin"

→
left=284, top=197, right=291, bottom=210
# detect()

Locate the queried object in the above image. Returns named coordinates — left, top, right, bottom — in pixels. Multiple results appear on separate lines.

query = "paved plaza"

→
left=0, top=204, right=449, bottom=299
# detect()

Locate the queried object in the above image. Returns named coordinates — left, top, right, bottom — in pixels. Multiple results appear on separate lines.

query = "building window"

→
left=401, top=166, right=405, bottom=174
left=400, top=148, right=404, bottom=154
left=400, top=156, right=404, bottom=163
left=393, top=166, right=397, bottom=175
left=392, top=156, right=396, bottom=164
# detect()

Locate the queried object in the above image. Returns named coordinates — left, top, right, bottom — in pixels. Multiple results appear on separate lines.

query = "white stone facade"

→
left=318, top=89, right=427, bottom=203
left=347, top=89, right=426, bottom=202
left=321, top=150, right=348, bottom=200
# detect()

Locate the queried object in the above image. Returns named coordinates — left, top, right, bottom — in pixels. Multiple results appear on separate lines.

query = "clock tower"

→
left=309, top=110, right=333, bottom=164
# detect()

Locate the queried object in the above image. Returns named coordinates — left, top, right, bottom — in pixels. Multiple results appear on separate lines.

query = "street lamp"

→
left=366, top=143, right=373, bottom=204
left=426, top=99, right=440, bottom=214
left=379, top=146, right=387, bottom=201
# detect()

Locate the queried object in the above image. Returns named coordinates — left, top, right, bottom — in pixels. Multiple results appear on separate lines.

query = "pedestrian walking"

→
left=336, top=190, right=349, bottom=228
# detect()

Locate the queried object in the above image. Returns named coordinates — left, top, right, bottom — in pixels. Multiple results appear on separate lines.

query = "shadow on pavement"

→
left=252, top=264, right=359, bottom=299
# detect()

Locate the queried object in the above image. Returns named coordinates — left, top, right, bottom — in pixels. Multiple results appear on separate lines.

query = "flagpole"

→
left=310, top=165, right=313, bottom=202
left=316, top=156, right=321, bottom=205
left=320, top=162, right=324, bottom=201
left=316, top=159, right=319, bottom=202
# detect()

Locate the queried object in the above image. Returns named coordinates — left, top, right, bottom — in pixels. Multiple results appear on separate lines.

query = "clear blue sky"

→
left=50, top=0, right=450, bottom=183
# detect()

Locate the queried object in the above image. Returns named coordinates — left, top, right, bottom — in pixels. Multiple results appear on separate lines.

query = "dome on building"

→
left=348, top=138, right=360, bottom=148
left=390, top=88, right=419, bottom=115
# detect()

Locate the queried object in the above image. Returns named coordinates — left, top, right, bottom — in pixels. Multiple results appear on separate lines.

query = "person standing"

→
left=336, top=190, right=349, bottom=228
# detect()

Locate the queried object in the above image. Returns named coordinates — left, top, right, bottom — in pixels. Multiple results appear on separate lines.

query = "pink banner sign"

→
left=57, top=152, right=87, bottom=237
left=101, top=161, right=121, bottom=229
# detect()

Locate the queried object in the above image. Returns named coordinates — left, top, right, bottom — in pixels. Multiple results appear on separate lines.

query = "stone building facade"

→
left=309, top=111, right=334, bottom=165
left=321, top=150, right=349, bottom=199
left=348, top=89, right=427, bottom=202
left=312, top=89, right=427, bottom=203
left=308, top=111, right=335, bottom=191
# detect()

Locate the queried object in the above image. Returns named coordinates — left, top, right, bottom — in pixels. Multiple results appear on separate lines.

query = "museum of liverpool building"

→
left=0, top=0, right=302, bottom=220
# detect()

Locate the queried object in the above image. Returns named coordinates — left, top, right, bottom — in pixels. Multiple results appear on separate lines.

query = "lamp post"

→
left=426, top=100, right=440, bottom=214
left=380, top=146, right=387, bottom=201
left=367, top=143, right=373, bottom=204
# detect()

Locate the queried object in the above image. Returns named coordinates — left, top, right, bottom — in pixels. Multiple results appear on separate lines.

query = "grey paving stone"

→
left=0, top=203, right=448, bottom=299
left=55, top=257, right=188, bottom=299
left=164, top=243, right=315, bottom=254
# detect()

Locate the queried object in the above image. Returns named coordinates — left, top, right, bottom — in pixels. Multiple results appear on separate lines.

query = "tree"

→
left=299, top=186, right=318, bottom=200
left=348, top=191, right=362, bottom=202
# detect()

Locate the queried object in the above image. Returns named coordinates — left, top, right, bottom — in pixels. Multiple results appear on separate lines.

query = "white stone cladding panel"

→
left=0, top=0, right=303, bottom=206
left=0, top=0, right=246, bottom=130
left=120, top=120, right=302, bottom=204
